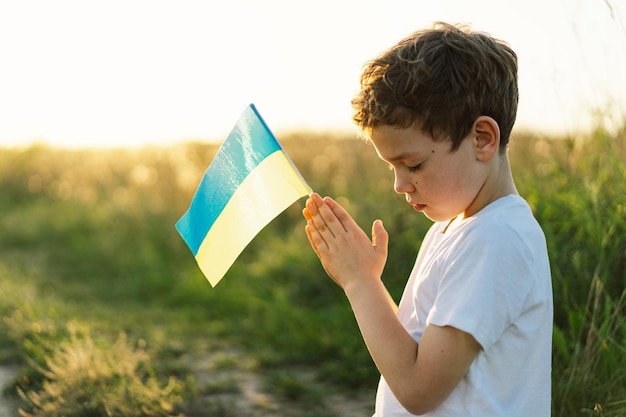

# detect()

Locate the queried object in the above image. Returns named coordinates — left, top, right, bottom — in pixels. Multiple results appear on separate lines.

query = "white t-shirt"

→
left=374, top=195, right=553, bottom=417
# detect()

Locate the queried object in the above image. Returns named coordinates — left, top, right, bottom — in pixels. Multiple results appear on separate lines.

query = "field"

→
left=1, top=125, right=625, bottom=416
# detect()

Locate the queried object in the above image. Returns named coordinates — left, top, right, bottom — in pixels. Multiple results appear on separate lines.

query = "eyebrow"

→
left=380, top=151, right=421, bottom=163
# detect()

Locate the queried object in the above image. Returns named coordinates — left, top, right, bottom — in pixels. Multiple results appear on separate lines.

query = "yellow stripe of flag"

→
left=195, top=151, right=311, bottom=286
left=176, top=104, right=312, bottom=287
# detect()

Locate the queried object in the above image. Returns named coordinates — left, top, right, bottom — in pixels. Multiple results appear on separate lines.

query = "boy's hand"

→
left=304, top=194, right=480, bottom=414
left=302, top=192, right=388, bottom=290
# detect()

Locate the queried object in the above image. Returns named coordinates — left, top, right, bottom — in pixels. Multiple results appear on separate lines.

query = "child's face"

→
left=370, top=124, right=488, bottom=222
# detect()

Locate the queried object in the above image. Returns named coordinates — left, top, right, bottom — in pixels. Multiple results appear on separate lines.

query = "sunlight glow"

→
left=0, top=0, right=624, bottom=148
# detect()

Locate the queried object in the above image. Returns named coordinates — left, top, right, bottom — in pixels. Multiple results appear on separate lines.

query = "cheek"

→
left=449, top=169, right=472, bottom=190
left=428, top=167, right=471, bottom=200
left=446, top=162, right=485, bottom=203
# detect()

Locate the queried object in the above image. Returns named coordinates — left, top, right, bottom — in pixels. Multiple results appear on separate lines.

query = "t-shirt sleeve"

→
left=426, top=223, right=534, bottom=351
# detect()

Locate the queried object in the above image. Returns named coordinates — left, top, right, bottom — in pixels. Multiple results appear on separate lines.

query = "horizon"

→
left=1, top=0, right=625, bottom=149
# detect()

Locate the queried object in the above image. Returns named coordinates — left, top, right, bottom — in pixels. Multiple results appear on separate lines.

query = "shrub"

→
left=17, top=327, right=184, bottom=417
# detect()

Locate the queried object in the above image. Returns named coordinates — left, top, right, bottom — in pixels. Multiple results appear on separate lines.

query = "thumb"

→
left=372, top=219, right=389, bottom=255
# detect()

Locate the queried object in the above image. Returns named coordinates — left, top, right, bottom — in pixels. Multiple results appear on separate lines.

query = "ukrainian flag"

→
left=176, top=104, right=312, bottom=287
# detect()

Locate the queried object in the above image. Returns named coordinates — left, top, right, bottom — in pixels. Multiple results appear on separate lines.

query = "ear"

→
left=471, top=116, right=500, bottom=161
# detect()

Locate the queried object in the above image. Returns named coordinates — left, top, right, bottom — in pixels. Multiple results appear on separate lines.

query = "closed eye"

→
left=408, top=163, right=422, bottom=172
left=385, top=161, right=422, bottom=172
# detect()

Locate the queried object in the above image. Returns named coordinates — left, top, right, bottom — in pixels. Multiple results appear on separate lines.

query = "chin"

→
left=422, top=210, right=456, bottom=223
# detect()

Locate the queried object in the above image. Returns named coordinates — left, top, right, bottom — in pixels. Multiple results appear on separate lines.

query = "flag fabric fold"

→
left=176, top=104, right=312, bottom=287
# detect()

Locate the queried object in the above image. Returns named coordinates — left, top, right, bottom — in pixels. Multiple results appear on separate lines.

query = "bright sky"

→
left=1, top=0, right=625, bottom=148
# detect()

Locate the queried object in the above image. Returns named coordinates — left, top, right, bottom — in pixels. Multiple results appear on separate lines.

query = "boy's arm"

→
left=347, top=279, right=480, bottom=414
left=303, top=193, right=480, bottom=414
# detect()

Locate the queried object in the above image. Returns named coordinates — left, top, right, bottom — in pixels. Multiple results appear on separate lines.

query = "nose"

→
left=393, top=170, right=414, bottom=195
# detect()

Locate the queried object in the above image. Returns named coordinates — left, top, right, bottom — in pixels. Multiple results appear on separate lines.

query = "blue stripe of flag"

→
left=175, top=104, right=282, bottom=255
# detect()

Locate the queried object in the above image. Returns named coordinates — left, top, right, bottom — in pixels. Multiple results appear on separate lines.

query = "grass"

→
left=509, top=127, right=626, bottom=416
left=0, top=124, right=624, bottom=415
left=17, top=329, right=185, bottom=417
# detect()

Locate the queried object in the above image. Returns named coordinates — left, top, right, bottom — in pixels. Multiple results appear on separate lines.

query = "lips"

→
left=407, top=196, right=426, bottom=212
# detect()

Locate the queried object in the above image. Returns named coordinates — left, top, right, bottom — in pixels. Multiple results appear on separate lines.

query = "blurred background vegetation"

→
left=0, top=124, right=625, bottom=416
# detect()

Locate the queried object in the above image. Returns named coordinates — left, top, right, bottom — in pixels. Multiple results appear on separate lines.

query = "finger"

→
left=372, top=219, right=389, bottom=256
left=306, top=196, right=337, bottom=238
left=322, top=197, right=354, bottom=233
left=305, top=219, right=326, bottom=254
left=303, top=203, right=326, bottom=248
left=302, top=206, right=312, bottom=221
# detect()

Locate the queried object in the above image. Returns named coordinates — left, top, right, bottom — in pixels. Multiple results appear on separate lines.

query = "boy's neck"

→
left=461, top=152, right=518, bottom=220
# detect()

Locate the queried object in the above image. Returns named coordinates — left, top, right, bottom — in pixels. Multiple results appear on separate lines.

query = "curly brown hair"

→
left=352, top=22, right=518, bottom=151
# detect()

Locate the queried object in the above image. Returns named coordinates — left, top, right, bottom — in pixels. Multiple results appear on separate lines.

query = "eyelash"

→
left=387, top=163, right=422, bottom=172
left=408, top=163, right=422, bottom=172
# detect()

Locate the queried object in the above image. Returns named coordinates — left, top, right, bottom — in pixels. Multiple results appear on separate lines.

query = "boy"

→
left=302, top=22, right=553, bottom=416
